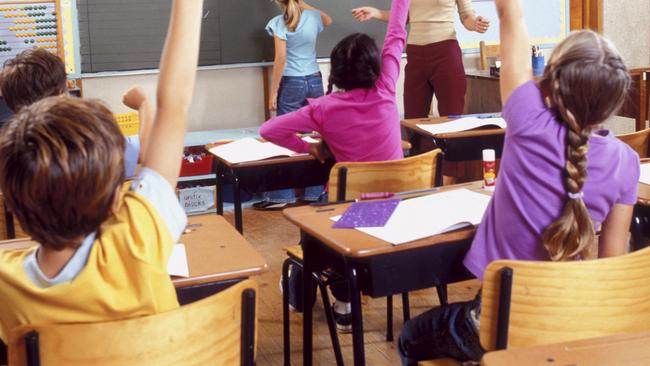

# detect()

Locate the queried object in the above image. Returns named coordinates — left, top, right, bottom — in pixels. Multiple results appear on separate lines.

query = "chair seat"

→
left=418, top=358, right=463, bottom=366
left=285, top=245, right=303, bottom=260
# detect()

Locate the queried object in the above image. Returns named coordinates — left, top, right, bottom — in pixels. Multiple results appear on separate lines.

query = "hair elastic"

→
left=568, top=191, right=584, bottom=200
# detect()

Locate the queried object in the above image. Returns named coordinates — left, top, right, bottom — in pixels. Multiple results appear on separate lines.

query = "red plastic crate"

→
left=179, top=146, right=214, bottom=177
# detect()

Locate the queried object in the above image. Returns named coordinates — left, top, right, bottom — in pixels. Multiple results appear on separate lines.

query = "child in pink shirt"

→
left=260, top=0, right=408, bottom=164
left=260, top=0, right=410, bottom=331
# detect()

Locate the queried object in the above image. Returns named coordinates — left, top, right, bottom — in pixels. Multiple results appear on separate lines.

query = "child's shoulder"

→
left=266, top=15, right=287, bottom=36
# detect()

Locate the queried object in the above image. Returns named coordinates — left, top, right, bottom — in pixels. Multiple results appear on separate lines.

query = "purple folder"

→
left=332, top=199, right=400, bottom=229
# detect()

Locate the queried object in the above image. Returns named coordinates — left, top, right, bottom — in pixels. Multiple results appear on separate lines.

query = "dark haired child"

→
left=260, top=0, right=410, bottom=331
left=0, top=49, right=151, bottom=177
left=0, top=0, right=203, bottom=342
left=397, top=0, right=639, bottom=364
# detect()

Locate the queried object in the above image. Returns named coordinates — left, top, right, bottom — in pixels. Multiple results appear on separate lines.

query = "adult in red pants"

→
left=353, top=0, right=490, bottom=118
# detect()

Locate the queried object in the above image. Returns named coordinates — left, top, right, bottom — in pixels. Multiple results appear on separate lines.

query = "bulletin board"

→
left=0, top=0, right=80, bottom=77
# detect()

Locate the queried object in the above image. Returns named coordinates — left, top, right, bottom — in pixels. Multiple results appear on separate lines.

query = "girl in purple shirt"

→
left=398, top=0, right=639, bottom=364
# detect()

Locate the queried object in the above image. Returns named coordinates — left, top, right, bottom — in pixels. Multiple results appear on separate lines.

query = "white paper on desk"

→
left=639, top=164, right=650, bottom=185
left=302, top=136, right=320, bottom=144
left=208, top=137, right=298, bottom=164
left=332, top=189, right=491, bottom=245
left=416, top=117, right=506, bottom=135
left=168, top=244, right=190, bottom=277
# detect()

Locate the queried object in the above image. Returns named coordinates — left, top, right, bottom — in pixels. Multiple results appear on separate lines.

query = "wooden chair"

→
left=8, top=280, right=258, bottom=366
left=617, top=128, right=650, bottom=158
left=421, top=246, right=650, bottom=366
left=479, top=41, right=501, bottom=71
left=282, top=149, right=444, bottom=366
left=481, top=246, right=650, bottom=351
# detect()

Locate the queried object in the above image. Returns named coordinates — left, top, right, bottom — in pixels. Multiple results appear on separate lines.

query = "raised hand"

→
left=351, top=6, right=381, bottom=22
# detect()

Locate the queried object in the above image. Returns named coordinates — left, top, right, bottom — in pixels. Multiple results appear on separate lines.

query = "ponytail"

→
left=282, top=0, right=301, bottom=32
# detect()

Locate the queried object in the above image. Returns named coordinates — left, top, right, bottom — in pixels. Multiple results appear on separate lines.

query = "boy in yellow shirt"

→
left=0, top=0, right=203, bottom=343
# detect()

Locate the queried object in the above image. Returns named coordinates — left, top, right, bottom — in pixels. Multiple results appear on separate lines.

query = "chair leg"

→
left=436, top=284, right=448, bottom=306
left=315, top=274, right=345, bottom=366
left=402, top=292, right=410, bottom=322
left=386, top=295, right=393, bottom=342
left=281, top=259, right=291, bottom=366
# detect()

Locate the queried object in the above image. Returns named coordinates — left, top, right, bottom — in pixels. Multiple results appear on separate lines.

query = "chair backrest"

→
left=617, top=128, right=650, bottom=158
left=8, top=280, right=258, bottom=366
left=479, top=41, right=501, bottom=71
left=0, top=193, right=28, bottom=240
left=480, top=247, right=650, bottom=352
left=328, top=149, right=444, bottom=202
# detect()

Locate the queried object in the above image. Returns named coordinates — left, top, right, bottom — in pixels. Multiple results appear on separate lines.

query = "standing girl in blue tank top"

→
left=255, top=0, right=332, bottom=209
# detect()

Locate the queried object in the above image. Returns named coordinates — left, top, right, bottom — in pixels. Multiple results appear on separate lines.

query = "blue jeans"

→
left=265, top=73, right=325, bottom=203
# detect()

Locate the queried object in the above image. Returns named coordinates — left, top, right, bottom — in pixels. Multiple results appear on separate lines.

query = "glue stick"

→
left=483, top=149, right=496, bottom=191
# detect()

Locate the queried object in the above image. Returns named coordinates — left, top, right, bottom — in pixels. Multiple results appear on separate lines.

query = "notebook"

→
left=333, top=199, right=400, bottom=228
left=332, top=189, right=491, bottom=245
left=168, top=244, right=190, bottom=277
left=639, top=164, right=650, bottom=185
left=208, top=137, right=302, bottom=164
left=417, top=117, right=506, bottom=135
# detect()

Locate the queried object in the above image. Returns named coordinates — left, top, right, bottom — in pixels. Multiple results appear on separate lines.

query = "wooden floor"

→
left=222, top=208, right=481, bottom=366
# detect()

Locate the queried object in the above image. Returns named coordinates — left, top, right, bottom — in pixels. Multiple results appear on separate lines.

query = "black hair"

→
left=327, top=33, right=381, bottom=94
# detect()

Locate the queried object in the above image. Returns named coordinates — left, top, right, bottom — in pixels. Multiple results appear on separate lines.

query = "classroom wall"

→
left=82, top=55, right=481, bottom=132
left=602, top=0, right=650, bottom=68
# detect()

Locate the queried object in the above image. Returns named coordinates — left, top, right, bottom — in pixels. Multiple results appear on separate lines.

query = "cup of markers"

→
left=532, top=45, right=545, bottom=77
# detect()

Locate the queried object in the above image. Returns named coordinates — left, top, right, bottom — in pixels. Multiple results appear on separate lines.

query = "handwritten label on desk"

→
left=179, top=186, right=215, bottom=213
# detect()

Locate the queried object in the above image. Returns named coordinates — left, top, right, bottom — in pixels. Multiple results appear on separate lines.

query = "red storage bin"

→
left=179, top=146, right=214, bottom=177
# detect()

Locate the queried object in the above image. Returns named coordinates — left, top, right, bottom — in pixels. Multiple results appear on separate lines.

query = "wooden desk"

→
left=464, top=70, right=502, bottom=115
left=207, top=143, right=335, bottom=233
left=481, top=331, right=650, bottom=366
left=0, top=215, right=268, bottom=304
left=464, top=68, right=650, bottom=131
left=284, top=181, right=488, bottom=366
left=632, top=161, right=650, bottom=250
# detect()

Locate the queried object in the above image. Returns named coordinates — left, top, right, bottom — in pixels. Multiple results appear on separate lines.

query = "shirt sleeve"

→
left=456, top=0, right=476, bottom=21
left=260, top=103, right=322, bottom=153
left=266, top=16, right=287, bottom=40
left=376, top=0, right=410, bottom=95
left=130, top=168, right=187, bottom=243
left=123, top=135, right=140, bottom=178
left=313, top=10, right=324, bottom=33
left=502, top=80, right=548, bottom=137
left=617, top=153, right=640, bottom=205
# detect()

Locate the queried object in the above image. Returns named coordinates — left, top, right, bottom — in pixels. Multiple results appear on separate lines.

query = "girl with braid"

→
left=397, top=0, right=639, bottom=364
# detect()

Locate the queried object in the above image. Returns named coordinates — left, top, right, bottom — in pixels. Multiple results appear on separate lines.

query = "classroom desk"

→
left=464, top=68, right=650, bottom=131
left=0, top=214, right=268, bottom=305
left=208, top=144, right=335, bottom=233
left=284, top=181, right=488, bottom=366
left=481, top=331, right=650, bottom=366
left=464, top=70, right=502, bottom=115
left=633, top=162, right=650, bottom=250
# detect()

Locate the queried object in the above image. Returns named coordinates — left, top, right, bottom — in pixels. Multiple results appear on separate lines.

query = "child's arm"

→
left=351, top=6, right=390, bottom=23
left=122, top=86, right=153, bottom=162
left=375, top=0, right=410, bottom=94
left=141, top=0, right=203, bottom=188
left=598, top=204, right=633, bottom=258
left=260, top=106, right=321, bottom=159
left=495, top=0, right=532, bottom=105
left=269, top=37, right=286, bottom=112
left=301, top=1, right=333, bottom=27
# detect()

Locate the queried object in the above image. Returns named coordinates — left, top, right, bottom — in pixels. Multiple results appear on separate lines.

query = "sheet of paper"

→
left=302, top=136, right=320, bottom=144
left=417, top=117, right=506, bottom=135
left=333, top=199, right=400, bottom=228
left=640, top=164, right=650, bottom=185
left=331, top=189, right=491, bottom=245
left=168, top=243, right=190, bottom=278
left=208, top=137, right=298, bottom=164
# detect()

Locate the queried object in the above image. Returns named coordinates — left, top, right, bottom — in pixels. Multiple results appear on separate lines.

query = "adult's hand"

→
left=352, top=7, right=387, bottom=22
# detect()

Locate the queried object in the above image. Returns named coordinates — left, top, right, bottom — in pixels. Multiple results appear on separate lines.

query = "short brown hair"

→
left=0, top=48, right=67, bottom=112
left=0, top=97, right=125, bottom=250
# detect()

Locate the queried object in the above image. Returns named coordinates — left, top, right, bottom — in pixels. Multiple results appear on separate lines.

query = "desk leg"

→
left=349, top=266, right=366, bottom=366
left=233, top=174, right=243, bottom=234
left=216, top=162, right=224, bottom=216
left=302, top=238, right=315, bottom=366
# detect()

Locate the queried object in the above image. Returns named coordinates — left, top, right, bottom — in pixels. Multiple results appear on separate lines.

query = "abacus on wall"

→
left=0, top=0, right=63, bottom=69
